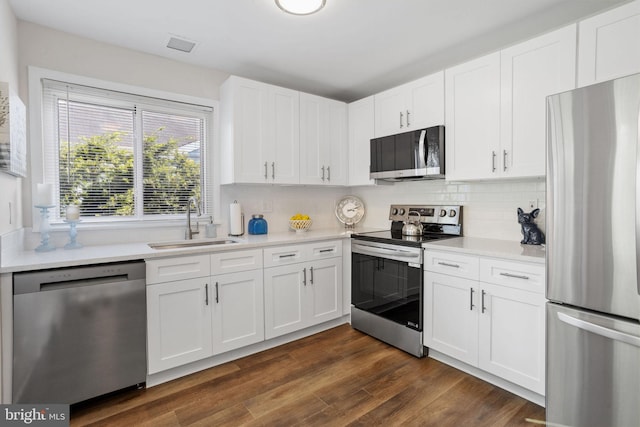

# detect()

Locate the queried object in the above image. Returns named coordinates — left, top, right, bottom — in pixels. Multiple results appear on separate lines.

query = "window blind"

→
left=41, top=78, right=213, bottom=222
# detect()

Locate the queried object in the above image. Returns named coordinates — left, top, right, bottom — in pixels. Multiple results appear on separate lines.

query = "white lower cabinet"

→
left=146, top=242, right=343, bottom=375
left=146, top=249, right=265, bottom=374
left=424, top=250, right=545, bottom=395
left=147, top=277, right=213, bottom=374
left=211, top=269, right=265, bottom=354
left=264, top=241, right=343, bottom=339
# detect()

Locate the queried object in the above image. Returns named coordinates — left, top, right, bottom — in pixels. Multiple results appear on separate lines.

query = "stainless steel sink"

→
left=148, top=239, right=238, bottom=250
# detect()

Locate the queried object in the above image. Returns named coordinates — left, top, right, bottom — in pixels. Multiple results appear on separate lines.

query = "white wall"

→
left=0, top=0, right=22, bottom=237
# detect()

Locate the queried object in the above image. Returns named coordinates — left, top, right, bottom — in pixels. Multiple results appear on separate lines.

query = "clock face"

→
left=336, top=196, right=365, bottom=225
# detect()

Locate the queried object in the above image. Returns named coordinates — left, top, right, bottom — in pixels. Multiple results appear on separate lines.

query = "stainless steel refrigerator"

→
left=546, top=72, right=640, bottom=427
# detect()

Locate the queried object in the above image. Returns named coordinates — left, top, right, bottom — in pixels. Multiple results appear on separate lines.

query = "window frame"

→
left=28, top=66, right=220, bottom=231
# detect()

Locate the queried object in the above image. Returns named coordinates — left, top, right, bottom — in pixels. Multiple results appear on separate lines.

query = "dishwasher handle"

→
left=13, top=261, right=146, bottom=295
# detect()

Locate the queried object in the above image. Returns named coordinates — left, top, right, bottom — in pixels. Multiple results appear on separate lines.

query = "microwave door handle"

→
left=418, top=130, right=427, bottom=168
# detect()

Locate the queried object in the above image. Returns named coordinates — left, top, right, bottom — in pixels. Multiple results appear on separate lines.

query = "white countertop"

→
left=0, top=228, right=362, bottom=273
left=422, top=237, right=546, bottom=264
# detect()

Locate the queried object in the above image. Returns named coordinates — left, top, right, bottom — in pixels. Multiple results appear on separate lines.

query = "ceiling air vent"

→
left=166, top=36, right=196, bottom=53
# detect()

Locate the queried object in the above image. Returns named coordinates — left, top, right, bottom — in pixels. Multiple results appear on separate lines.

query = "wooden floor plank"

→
left=70, top=324, right=545, bottom=427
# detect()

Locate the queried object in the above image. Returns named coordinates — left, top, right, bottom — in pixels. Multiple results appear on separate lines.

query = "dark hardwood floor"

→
left=71, top=324, right=545, bottom=426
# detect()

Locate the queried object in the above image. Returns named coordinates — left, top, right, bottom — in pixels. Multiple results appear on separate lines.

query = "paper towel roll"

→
left=229, top=201, right=244, bottom=236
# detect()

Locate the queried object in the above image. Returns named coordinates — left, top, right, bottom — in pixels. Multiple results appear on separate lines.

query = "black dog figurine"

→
left=517, top=208, right=545, bottom=245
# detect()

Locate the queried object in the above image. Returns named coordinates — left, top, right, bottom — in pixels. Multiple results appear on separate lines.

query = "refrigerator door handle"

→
left=557, top=311, right=640, bottom=348
left=637, top=107, right=640, bottom=296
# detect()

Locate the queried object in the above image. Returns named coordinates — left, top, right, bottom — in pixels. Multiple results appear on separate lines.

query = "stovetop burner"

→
left=352, top=204, right=462, bottom=248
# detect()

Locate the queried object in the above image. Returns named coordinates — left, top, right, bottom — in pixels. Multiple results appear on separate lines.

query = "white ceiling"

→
left=8, top=0, right=631, bottom=102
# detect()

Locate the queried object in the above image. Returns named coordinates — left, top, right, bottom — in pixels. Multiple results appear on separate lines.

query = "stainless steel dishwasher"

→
left=12, top=261, right=147, bottom=404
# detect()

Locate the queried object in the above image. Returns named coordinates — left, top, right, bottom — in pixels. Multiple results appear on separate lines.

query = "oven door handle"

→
left=352, top=243, right=421, bottom=260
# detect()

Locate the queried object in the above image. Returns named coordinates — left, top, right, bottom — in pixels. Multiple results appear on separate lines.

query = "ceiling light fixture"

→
left=275, top=0, right=326, bottom=15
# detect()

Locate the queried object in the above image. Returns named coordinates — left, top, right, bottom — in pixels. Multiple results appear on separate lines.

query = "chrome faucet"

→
left=185, top=197, right=201, bottom=240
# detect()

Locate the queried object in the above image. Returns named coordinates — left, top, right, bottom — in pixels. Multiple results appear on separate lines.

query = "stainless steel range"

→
left=350, top=204, right=462, bottom=357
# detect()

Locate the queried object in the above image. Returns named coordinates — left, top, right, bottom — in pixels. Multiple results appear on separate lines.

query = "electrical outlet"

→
left=528, top=200, right=538, bottom=209
left=262, top=199, right=273, bottom=213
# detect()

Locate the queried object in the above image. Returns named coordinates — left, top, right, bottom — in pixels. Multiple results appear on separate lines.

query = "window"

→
left=41, top=79, right=212, bottom=222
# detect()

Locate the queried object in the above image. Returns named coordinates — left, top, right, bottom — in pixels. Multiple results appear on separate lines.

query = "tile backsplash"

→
left=352, top=178, right=546, bottom=242
left=220, top=178, right=546, bottom=242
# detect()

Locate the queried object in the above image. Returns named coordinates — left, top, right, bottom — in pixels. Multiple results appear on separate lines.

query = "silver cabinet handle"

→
left=438, top=262, right=460, bottom=268
left=399, top=111, right=404, bottom=128
left=327, top=166, right=331, bottom=182
left=272, top=162, right=275, bottom=180
left=491, top=151, right=497, bottom=172
left=503, top=149, right=508, bottom=172
left=310, top=266, right=314, bottom=284
left=470, top=288, right=475, bottom=311
left=321, top=165, right=325, bottom=181
left=205, top=283, right=209, bottom=306
left=499, top=272, right=530, bottom=280
left=481, top=290, right=487, bottom=313
left=406, top=110, right=410, bottom=127
left=557, top=312, right=640, bottom=348
left=215, top=282, right=219, bottom=304
left=303, top=267, right=307, bottom=286
left=279, top=253, right=296, bottom=259
left=319, top=248, right=334, bottom=253
left=264, top=162, right=268, bottom=180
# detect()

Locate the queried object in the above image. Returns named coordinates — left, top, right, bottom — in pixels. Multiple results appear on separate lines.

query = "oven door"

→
left=351, top=240, right=423, bottom=330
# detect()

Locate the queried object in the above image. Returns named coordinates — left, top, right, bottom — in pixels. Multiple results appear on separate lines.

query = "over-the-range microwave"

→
left=370, top=125, right=445, bottom=181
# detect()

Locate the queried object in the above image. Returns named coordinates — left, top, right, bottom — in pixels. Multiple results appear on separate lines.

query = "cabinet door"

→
left=348, top=96, right=376, bottom=186
left=264, top=264, right=306, bottom=339
left=424, top=272, right=479, bottom=366
left=405, top=71, right=445, bottom=131
left=147, top=278, right=212, bottom=374
left=211, top=270, right=265, bottom=354
left=300, top=93, right=324, bottom=184
left=501, top=25, right=576, bottom=178
left=300, top=93, right=347, bottom=185
left=374, top=86, right=406, bottom=137
left=325, top=99, right=348, bottom=185
left=478, top=283, right=546, bottom=394
left=270, top=85, right=300, bottom=184
left=445, top=52, right=501, bottom=181
left=307, top=258, right=343, bottom=326
left=221, top=77, right=270, bottom=184
left=577, top=0, right=640, bottom=87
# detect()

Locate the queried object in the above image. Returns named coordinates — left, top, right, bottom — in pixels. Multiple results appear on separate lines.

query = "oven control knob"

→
left=449, top=209, right=457, bottom=217
left=398, top=208, right=406, bottom=216
left=391, top=208, right=398, bottom=215
left=440, top=209, right=447, bottom=217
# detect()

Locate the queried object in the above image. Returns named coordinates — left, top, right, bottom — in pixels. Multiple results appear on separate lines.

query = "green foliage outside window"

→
left=59, top=128, right=201, bottom=217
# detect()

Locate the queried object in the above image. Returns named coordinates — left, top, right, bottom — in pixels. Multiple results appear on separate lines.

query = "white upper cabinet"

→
left=445, top=52, right=502, bottom=181
left=220, top=76, right=299, bottom=184
left=500, top=25, right=577, bottom=178
left=347, top=96, right=375, bottom=186
left=300, top=93, right=348, bottom=185
left=446, top=25, right=576, bottom=180
left=578, top=0, right=640, bottom=87
left=374, top=71, right=445, bottom=138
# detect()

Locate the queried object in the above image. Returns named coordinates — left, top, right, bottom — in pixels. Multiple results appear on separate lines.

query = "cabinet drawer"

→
left=146, top=254, right=211, bottom=285
left=211, top=249, right=263, bottom=275
left=263, top=244, right=307, bottom=268
left=308, top=240, right=342, bottom=259
left=424, top=251, right=479, bottom=280
left=479, top=258, right=545, bottom=294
